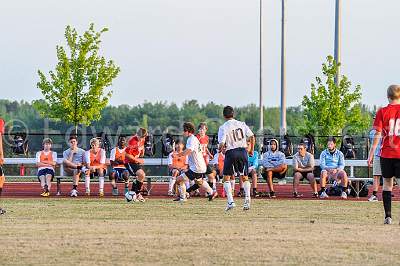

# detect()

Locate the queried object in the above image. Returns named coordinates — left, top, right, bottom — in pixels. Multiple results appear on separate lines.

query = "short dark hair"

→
left=298, top=142, right=306, bottom=148
left=223, top=106, right=234, bottom=119
left=327, top=137, right=336, bottom=144
left=69, top=135, right=78, bottom=142
left=198, top=122, right=208, bottom=130
left=183, top=122, right=195, bottom=134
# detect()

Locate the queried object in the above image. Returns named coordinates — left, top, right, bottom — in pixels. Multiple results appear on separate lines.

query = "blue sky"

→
left=0, top=0, right=398, bottom=108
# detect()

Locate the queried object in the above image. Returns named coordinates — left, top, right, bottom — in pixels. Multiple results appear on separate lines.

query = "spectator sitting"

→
left=261, top=139, right=287, bottom=198
left=319, top=137, right=348, bottom=199
left=167, top=141, right=188, bottom=196
left=292, top=143, right=318, bottom=198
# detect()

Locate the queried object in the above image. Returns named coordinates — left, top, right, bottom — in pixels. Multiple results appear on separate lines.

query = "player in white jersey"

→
left=218, top=106, right=255, bottom=211
left=173, top=122, right=218, bottom=202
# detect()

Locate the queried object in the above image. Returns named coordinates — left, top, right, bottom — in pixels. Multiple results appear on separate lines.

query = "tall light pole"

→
left=334, top=0, right=341, bottom=85
left=259, top=0, right=264, bottom=133
left=280, top=0, right=287, bottom=137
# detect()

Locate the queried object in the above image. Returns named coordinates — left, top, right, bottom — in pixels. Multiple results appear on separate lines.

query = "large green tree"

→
left=34, top=23, right=120, bottom=133
left=302, top=56, right=371, bottom=139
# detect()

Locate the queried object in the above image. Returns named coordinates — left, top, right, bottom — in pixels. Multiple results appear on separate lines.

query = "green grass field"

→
left=0, top=198, right=399, bottom=265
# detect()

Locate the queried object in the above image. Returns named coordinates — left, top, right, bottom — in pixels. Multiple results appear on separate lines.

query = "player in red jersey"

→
left=193, top=123, right=218, bottom=197
left=124, top=128, right=148, bottom=202
left=368, top=85, right=400, bottom=225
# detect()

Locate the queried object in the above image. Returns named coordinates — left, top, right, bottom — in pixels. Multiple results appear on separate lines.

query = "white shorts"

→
left=373, top=156, right=382, bottom=177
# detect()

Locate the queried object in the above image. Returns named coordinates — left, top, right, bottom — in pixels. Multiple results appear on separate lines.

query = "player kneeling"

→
left=36, top=138, right=57, bottom=197
left=174, top=122, right=217, bottom=202
left=124, top=128, right=148, bottom=203
left=109, top=136, right=130, bottom=196
left=84, top=138, right=107, bottom=197
left=167, top=141, right=188, bottom=196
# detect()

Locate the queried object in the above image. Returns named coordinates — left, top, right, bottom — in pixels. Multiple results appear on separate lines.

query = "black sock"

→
left=131, top=182, right=136, bottom=191
left=340, top=186, right=346, bottom=193
left=373, top=191, right=377, bottom=196
left=44, top=184, right=49, bottom=192
left=73, top=185, right=77, bottom=190
left=207, top=181, right=213, bottom=188
left=0, top=187, right=2, bottom=196
left=187, top=184, right=200, bottom=193
left=383, top=191, right=392, bottom=218
left=124, top=182, right=129, bottom=188
left=321, top=187, right=326, bottom=192
left=135, top=181, right=143, bottom=193
left=240, top=187, right=244, bottom=193
left=253, top=188, right=257, bottom=194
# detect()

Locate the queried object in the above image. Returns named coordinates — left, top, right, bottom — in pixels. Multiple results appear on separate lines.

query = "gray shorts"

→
left=373, top=156, right=382, bottom=177
left=63, top=167, right=85, bottom=177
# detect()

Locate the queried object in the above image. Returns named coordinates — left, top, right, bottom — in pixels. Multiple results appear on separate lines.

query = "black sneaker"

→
left=237, top=190, right=244, bottom=197
left=208, top=191, right=218, bottom=201
left=269, top=191, right=276, bottom=198
left=293, top=192, right=303, bottom=198
left=312, top=192, right=319, bottom=198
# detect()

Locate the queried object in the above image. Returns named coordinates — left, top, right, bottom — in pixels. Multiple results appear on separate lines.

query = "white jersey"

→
left=218, top=119, right=254, bottom=151
left=186, top=134, right=207, bottom=173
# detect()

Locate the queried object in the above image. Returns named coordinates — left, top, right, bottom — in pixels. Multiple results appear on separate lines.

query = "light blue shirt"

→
left=320, top=149, right=345, bottom=170
left=248, top=151, right=259, bottom=169
left=369, top=129, right=382, bottom=157
left=262, top=151, right=286, bottom=168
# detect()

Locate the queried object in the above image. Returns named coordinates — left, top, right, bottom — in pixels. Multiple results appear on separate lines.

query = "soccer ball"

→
left=125, top=191, right=137, bottom=202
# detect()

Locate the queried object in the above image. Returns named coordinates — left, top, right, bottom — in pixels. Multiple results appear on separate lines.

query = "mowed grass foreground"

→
left=0, top=198, right=399, bottom=266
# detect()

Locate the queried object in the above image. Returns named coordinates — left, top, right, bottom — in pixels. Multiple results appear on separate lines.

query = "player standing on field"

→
left=368, top=85, right=400, bottom=225
left=218, top=106, right=255, bottom=211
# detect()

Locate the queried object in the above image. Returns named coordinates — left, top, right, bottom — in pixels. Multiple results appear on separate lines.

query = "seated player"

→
left=124, top=128, right=148, bottom=202
left=0, top=117, right=6, bottom=215
left=261, top=139, right=287, bottom=198
left=36, top=138, right=57, bottom=197
left=319, top=137, right=348, bottom=199
left=84, top=138, right=107, bottom=197
left=109, top=136, right=130, bottom=196
left=63, top=135, right=86, bottom=197
left=208, top=146, right=226, bottom=193
left=239, top=142, right=259, bottom=197
left=167, top=141, right=188, bottom=196
left=174, top=122, right=217, bottom=202
left=292, top=143, right=318, bottom=198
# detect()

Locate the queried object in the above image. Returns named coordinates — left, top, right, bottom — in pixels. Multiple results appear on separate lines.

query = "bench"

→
left=3, top=158, right=372, bottom=197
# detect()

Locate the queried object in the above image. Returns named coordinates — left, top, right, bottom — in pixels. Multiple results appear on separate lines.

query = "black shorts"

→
left=90, top=169, right=107, bottom=178
left=37, top=168, right=55, bottom=182
left=205, top=165, right=213, bottom=175
left=184, top=169, right=205, bottom=181
left=126, top=163, right=143, bottom=176
left=380, top=157, right=400, bottom=179
left=223, top=148, right=249, bottom=177
left=262, top=170, right=287, bottom=180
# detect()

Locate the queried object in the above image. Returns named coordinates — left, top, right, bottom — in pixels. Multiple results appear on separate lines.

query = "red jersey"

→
left=125, top=136, right=145, bottom=162
left=374, top=104, right=400, bottom=158
left=0, top=118, right=4, bottom=134
left=196, top=134, right=209, bottom=164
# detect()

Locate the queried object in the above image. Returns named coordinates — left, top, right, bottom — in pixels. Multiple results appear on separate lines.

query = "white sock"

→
left=169, top=177, right=176, bottom=192
left=85, top=175, right=90, bottom=191
left=178, top=184, right=186, bottom=199
left=230, top=179, right=235, bottom=193
left=212, top=179, right=216, bottom=192
left=243, top=180, right=251, bottom=200
left=202, top=181, right=213, bottom=195
left=99, top=176, right=105, bottom=192
left=224, top=181, right=234, bottom=203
